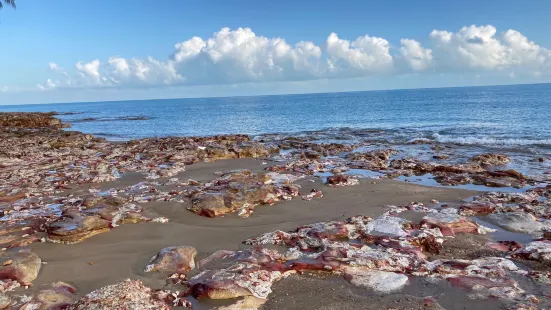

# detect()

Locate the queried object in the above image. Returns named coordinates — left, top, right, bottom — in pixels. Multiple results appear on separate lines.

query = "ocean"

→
left=1, top=83, right=551, bottom=150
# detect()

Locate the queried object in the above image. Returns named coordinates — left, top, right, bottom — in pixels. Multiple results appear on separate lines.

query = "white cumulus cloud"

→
left=326, top=32, right=393, bottom=75
left=400, top=39, right=433, bottom=71
left=37, top=25, right=551, bottom=91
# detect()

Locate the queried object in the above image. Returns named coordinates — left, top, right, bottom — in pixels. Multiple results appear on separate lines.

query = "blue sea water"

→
left=1, top=83, right=551, bottom=150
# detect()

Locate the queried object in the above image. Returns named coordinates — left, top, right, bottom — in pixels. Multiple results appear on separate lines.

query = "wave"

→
left=432, top=133, right=551, bottom=146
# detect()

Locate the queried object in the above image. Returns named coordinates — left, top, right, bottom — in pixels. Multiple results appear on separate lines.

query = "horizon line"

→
left=1, top=81, right=550, bottom=108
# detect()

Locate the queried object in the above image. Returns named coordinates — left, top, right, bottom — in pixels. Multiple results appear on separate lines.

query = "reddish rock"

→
left=420, top=214, right=485, bottom=237
left=459, top=202, right=496, bottom=216
left=46, top=211, right=110, bottom=244
left=145, top=246, right=197, bottom=274
left=20, top=281, right=77, bottom=310
left=325, top=174, right=359, bottom=187
left=488, top=169, right=525, bottom=180
left=188, top=193, right=230, bottom=218
left=0, top=249, right=41, bottom=285
left=486, top=241, right=523, bottom=252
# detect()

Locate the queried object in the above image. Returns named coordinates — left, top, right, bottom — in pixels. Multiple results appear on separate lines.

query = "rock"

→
left=469, top=153, right=510, bottom=166
left=0, top=112, right=67, bottom=129
left=433, top=155, right=449, bottom=160
left=420, top=213, right=488, bottom=237
left=346, top=149, right=397, bottom=170
left=234, top=143, right=270, bottom=158
left=365, top=216, right=409, bottom=237
left=325, top=174, right=359, bottom=187
left=216, top=296, right=267, bottom=310
left=188, top=193, right=229, bottom=218
left=344, top=267, right=408, bottom=293
left=486, top=241, right=523, bottom=252
left=511, top=240, right=551, bottom=265
left=21, top=281, right=77, bottom=310
left=68, top=279, right=183, bottom=310
left=188, top=263, right=285, bottom=299
left=488, top=169, right=525, bottom=180
left=459, top=202, right=496, bottom=216
left=0, top=293, right=11, bottom=309
left=0, top=249, right=41, bottom=285
left=486, top=212, right=551, bottom=236
left=46, top=211, right=110, bottom=244
left=301, top=189, right=323, bottom=201
left=145, top=246, right=197, bottom=274
left=446, top=276, right=524, bottom=300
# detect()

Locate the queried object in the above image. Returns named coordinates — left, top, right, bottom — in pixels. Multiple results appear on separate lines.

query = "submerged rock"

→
left=0, top=249, right=41, bottom=285
left=145, top=246, right=197, bottom=274
left=486, top=212, right=551, bottom=236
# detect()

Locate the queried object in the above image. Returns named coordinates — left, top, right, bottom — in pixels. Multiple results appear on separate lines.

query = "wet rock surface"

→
left=145, top=246, right=197, bottom=274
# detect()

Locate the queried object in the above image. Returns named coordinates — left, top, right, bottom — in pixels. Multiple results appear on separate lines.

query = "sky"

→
left=1, top=0, right=551, bottom=105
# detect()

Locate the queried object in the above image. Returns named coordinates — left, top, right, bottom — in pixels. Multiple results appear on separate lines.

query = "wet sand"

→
left=28, top=158, right=478, bottom=308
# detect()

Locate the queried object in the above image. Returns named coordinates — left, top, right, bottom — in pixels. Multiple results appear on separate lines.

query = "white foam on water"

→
left=433, top=133, right=551, bottom=147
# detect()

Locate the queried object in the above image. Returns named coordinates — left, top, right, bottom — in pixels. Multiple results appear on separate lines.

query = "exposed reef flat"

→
left=1, top=112, right=551, bottom=309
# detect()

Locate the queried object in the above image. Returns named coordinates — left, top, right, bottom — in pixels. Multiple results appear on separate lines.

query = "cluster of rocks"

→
left=127, top=207, right=548, bottom=309
left=269, top=146, right=533, bottom=188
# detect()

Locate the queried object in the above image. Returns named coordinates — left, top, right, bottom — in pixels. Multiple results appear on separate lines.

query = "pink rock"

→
left=420, top=213, right=489, bottom=237
left=459, top=202, right=496, bottom=216
left=486, top=241, right=523, bottom=252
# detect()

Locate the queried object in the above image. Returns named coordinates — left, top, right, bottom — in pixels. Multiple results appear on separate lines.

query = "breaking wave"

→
left=432, top=133, right=551, bottom=147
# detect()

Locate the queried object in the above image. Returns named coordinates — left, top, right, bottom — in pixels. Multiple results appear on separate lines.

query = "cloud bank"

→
left=38, top=25, right=551, bottom=90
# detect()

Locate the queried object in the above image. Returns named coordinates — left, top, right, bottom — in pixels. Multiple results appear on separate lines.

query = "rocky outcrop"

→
left=0, top=112, right=69, bottom=129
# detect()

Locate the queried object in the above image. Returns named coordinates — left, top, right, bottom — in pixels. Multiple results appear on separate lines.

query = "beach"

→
left=1, top=112, right=551, bottom=309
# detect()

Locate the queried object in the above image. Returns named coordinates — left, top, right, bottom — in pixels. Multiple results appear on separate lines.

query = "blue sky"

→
left=1, top=0, right=551, bottom=105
